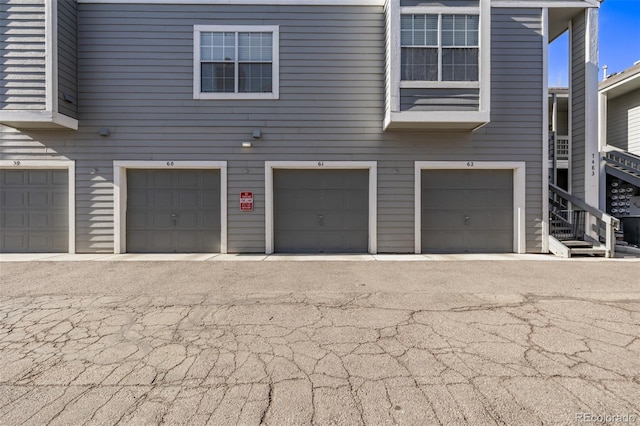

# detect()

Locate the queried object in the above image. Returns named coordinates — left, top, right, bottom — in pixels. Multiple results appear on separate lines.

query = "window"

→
left=401, top=14, right=478, bottom=82
left=194, top=26, right=279, bottom=99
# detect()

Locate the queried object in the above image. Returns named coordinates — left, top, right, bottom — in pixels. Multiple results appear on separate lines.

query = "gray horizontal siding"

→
left=57, top=0, right=78, bottom=119
left=571, top=10, right=586, bottom=199
left=400, top=88, right=479, bottom=111
left=1, top=4, right=545, bottom=254
left=607, top=88, right=640, bottom=155
left=0, top=0, right=47, bottom=111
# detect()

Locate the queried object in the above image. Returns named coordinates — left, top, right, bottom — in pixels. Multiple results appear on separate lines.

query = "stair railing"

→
left=549, top=184, right=620, bottom=257
left=603, top=145, right=640, bottom=176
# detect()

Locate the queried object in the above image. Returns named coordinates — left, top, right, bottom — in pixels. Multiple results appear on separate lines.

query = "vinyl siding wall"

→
left=0, top=4, right=544, bottom=254
left=607, top=88, right=640, bottom=156
left=57, top=0, right=78, bottom=119
left=0, top=0, right=47, bottom=111
left=571, top=10, right=586, bottom=199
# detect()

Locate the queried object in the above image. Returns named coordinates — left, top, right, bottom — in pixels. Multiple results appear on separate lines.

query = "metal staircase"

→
left=603, top=146, right=640, bottom=188
left=548, top=184, right=619, bottom=258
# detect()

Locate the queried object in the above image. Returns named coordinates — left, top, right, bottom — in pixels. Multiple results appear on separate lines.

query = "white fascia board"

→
left=492, top=0, right=600, bottom=8
left=0, top=111, right=79, bottom=130
left=79, top=0, right=384, bottom=4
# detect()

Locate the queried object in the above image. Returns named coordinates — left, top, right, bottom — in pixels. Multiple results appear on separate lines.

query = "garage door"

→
left=126, top=169, right=221, bottom=253
left=274, top=169, right=369, bottom=253
left=421, top=169, right=513, bottom=253
left=0, top=169, right=68, bottom=253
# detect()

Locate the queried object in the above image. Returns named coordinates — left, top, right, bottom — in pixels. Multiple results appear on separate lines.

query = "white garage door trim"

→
left=114, top=161, right=227, bottom=254
left=414, top=161, right=526, bottom=254
left=0, top=160, right=76, bottom=253
left=265, top=161, right=378, bottom=254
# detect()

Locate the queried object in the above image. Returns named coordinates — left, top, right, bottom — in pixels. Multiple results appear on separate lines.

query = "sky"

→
left=548, top=0, right=640, bottom=87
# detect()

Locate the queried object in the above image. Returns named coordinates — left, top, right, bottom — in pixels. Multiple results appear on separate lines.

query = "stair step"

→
left=562, top=240, right=593, bottom=248
left=570, top=247, right=607, bottom=256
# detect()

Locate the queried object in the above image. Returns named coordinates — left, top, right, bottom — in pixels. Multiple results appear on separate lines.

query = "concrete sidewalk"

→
left=1, top=260, right=639, bottom=425
left=2, top=252, right=640, bottom=262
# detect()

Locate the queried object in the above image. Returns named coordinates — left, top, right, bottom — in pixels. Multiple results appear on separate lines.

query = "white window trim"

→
left=0, top=160, right=76, bottom=254
left=113, top=161, right=228, bottom=254
left=400, top=8, right=480, bottom=85
left=193, top=25, right=280, bottom=100
left=414, top=161, right=526, bottom=254
left=388, top=0, right=490, bottom=114
left=264, top=161, right=377, bottom=255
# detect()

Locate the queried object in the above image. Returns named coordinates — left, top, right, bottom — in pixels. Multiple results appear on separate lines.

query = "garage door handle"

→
left=464, top=215, right=470, bottom=226
left=318, top=214, right=324, bottom=226
left=171, top=212, right=178, bottom=226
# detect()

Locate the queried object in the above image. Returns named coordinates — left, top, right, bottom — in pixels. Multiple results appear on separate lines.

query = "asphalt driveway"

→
left=1, top=258, right=639, bottom=425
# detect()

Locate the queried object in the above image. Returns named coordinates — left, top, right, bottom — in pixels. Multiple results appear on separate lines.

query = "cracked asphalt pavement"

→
left=1, top=259, right=639, bottom=425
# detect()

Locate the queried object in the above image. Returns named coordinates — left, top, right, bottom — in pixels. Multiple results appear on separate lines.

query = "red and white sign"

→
left=240, top=192, right=253, bottom=211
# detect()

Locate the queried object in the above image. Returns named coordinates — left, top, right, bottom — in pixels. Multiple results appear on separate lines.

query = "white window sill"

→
left=193, top=92, right=279, bottom=100
left=399, top=81, right=480, bottom=89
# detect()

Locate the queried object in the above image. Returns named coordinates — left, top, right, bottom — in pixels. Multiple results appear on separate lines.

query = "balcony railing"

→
left=549, top=133, right=569, bottom=162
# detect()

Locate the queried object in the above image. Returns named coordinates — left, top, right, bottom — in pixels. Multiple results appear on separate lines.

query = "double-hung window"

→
left=194, top=25, right=279, bottom=99
left=401, top=14, right=479, bottom=82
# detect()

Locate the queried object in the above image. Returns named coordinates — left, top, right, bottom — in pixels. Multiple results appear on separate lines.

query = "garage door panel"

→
left=52, top=191, right=67, bottom=207
left=29, top=192, right=49, bottom=207
left=1, top=170, right=69, bottom=253
left=177, top=171, right=199, bottom=186
left=28, top=171, right=49, bottom=185
left=324, top=190, right=346, bottom=209
left=52, top=213, right=68, bottom=228
left=4, top=171, right=26, bottom=185
left=152, top=171, right=173, bottom=186
left=275, top=210, right=319, bottom=230
left=178, top=191, right=200, bottom=208
left=463, top=189, right=512, bottom=207
left=153, top=191, right=173, bottom=208
left=203, top=194, right=220, bottom=209
left=126, top=169, right=221, bottom=253
left=2, top=234, right=25, bottom=249
left=320, top=231, right=367, bottom=253
left=128, top=171, right=149, bottom=187
left=202, top=213, right=222, bottom=228
left=3, top=213, right=25, bottom=227
left=422, top=169, right=513, bottom=253
left=276, top=231, right=320, bottom=252
left=128, top=191, right=148, bottom=207
left=29, top=213, right=49, bottom=228
left=275, top=189, right=323, bottom=210
left=464, top=231, right=512, bottom=252
left=422, top=231, right=462, bottom=252
left=422, top=171, right=466, bottom=189
left=422, top=190, right=462, bottom=208
left=274, top=169, right=368, bottom=253
left=127, top=211, right=147, bottom=228
left=3, top=190, right=25, bottom=207
left=151, top=211, right=173, bottom=228
left=176, top=211, right=199, bottom=228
